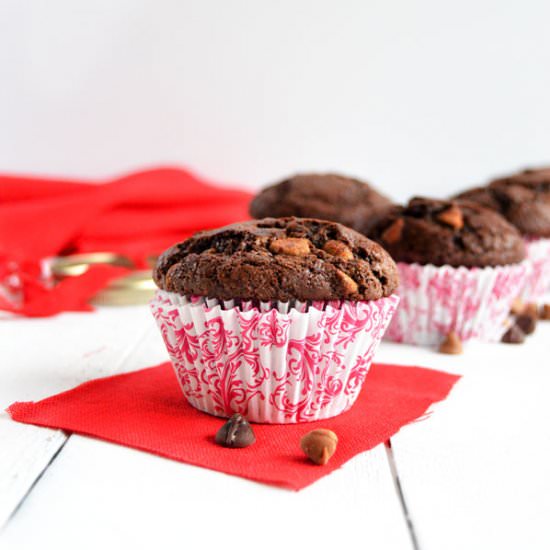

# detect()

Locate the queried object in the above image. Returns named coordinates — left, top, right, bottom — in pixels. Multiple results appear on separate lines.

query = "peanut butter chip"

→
left=540, top=304, right=550, bottom=320
left=510, top=297, right=525, bottom=316
left=323, top=240, right=354, bottom=260
left=523, top=302, right=539, bottom=320
left=269, top=237, right=311, bottom=256
left=300, top=429, right=338, bottom=466
left=438, top=331, right=463, bottom=354
left=381, top=218, right=404, bottom=244
left=437, top=205, right=464, bottom=230
left=336, top=269, right=359, bottom=295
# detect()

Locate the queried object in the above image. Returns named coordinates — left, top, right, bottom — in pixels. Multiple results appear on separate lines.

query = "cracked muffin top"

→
left=454, top=167, right=550, bottom=237
left=249, top=173, right=393, bottom=235
left=153, top=217, right=399, bottom=302
left=368, top=197, right=526, bottom=267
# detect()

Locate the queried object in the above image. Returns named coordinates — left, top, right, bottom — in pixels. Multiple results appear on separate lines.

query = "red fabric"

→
left=8, top=361, right=460, bottom=490
left=0, top=167, right=253, bottom=317
left=0, top=265, right=130, bottom=317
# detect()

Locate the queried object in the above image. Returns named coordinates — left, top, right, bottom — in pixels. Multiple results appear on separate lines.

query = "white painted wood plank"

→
left=0, top=326, right=413, bottom=550
left=0, top=306, right=157, bottom=528
left=0, top=306, right=154, bottom=405
left=1, top=438, right=412, bottom=550
left=376, top=319, right=550, bottom=550
left=8, top=300, right=549, bottom=549
left=0, top=417, right=65, bottom=528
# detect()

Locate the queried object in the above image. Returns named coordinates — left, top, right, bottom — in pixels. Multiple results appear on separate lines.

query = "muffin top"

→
left=455, top=167, right=550, bottom=237
left=249, top=173, right=393, bottom=235
left=153, top=217, right=399, bottom=302
left=368, top=197, right=526, bottom=267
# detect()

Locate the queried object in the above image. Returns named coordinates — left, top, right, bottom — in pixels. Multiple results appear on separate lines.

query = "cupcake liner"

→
left=150, top=290, right=399, bottom=424
left=385, top=261, right=529, bottom=346
left=521, top=237, right=550, bottom=301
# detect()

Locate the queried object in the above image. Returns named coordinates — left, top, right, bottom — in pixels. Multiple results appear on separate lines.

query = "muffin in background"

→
left=369, top=197, right=528, bottom=346
left=455, top=167, right=550, bottom=300
left=249, top=173, right=393, bottom=235
left=151, top=217, right=399, bottom=423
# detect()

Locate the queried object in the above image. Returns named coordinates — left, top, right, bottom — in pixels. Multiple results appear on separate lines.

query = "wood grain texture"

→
left=0, top=306, right=155, bottom=529
left=1, top=436, right=413, bottom=550
left=377, top=322, right=550, bottom=550
left=2, top=301, right=550, bottom=549
left=0, top=417, right=66, bottom=528
left=0, top=320, right=412, bottom=550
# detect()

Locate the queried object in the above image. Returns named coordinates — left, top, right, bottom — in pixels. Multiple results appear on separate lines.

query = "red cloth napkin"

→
left=0, top=264, right=131, bottom=317
left=8, top=361, right=459, bottom=490
left=0, top=168, right=253, bottom=317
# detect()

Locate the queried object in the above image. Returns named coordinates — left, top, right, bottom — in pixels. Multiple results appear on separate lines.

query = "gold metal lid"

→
left=90, top=270, right=156, bottom=306
left=50, top=253, right=135, bottom=278
left=50, top=253, right=156, bottom=306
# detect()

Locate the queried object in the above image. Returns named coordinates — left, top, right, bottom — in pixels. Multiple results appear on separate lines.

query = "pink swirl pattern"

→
left=151, top=290, right=399, bottom=423
left=522, top=237, right=550, bottom=301
left=385, top=261, right=529, bottom=345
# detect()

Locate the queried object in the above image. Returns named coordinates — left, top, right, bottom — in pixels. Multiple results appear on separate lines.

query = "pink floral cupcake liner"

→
left=521, top=237, right=550, bottom=301
left=151, top=290, right=399, bottom=424
left=385, top=261, right=529, bottom=346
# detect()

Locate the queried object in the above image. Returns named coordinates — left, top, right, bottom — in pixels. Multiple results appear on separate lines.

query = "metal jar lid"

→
left=90, top=270, right=157, bottom=306
left=50, top=253, right=156, bottom=306
left=50, top=252, right=135, bottom=278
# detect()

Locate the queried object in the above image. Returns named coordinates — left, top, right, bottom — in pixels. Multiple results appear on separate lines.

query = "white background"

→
left=1, top=0, right=550, bottom=201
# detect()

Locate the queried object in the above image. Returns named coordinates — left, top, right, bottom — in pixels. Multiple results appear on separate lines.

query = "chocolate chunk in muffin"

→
left=249, top=173, right=393, bottom=235
left=154, top=217, right=398, bottom=302
left=368, top=197, right=526, bottom=267
left=455, top=167, right=550, bottom=237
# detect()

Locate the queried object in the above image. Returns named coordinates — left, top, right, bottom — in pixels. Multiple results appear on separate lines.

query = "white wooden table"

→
left=1, top=304, right=549, bottom=550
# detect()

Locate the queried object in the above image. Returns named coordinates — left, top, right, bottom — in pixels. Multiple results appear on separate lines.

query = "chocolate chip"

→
left=438, top=331, right=463, bottom=354
left=214, top=414, right=256, bottom=448
left=323, top=240, right=354, bottom=260
left=436, top=204, right=464, bottom=230
left=300, top=429, right=338, bottom=465
left=269, top=237, right=311, bottom=256
left=501, top=324, right=526, bottom=344
left=381, top=218, right=404, bottom=244
left=540, top=304, right=550, bottom=320
left=516, top=313, right=537, bottom=335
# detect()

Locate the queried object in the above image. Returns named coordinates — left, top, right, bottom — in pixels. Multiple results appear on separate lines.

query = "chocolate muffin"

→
left=369, top=197, right=526, bottom=267
left=153, top=217, right=398, bottom=302
left=455, top=167, right=550, bottom=237
left=249, top=173, right=392, bottom=234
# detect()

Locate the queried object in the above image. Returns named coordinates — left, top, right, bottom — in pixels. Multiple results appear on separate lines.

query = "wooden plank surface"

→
left=0, top=307, right=153, bottom=528
left=376, top=322, right=550, bottom=550
left=2, top=301, right=549, bottom=548
left=0, top=307, right=413, bottom=549
left=0, top=420, right=65, bottom=528
left=1, top=436, right=411, bottom=550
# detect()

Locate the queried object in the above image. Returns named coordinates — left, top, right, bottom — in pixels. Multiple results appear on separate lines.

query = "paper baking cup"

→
left=151, top=290, right=399, bottom=423
left=385, top=261, right=529, bottom=346
left=522, top=237, right=550, bottom=301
